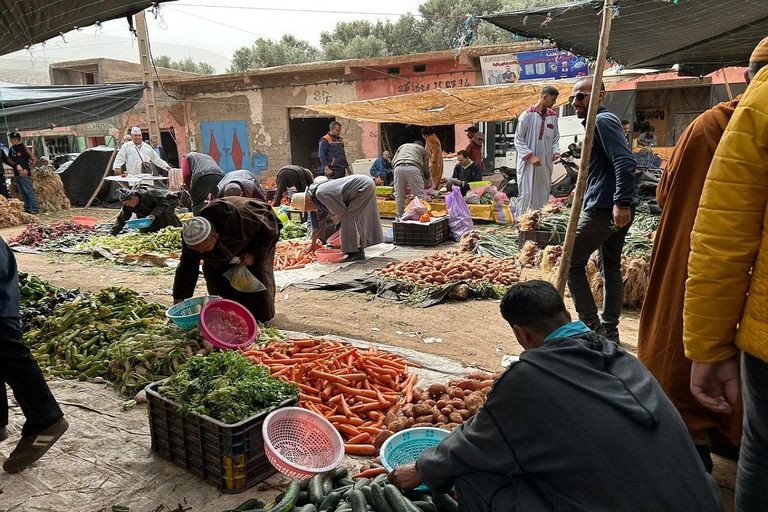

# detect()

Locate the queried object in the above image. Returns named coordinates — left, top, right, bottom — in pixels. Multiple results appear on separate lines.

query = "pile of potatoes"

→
left=383, top=372, right=497, bottom=435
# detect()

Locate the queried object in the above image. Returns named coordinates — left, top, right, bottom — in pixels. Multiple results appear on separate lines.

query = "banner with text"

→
left=480, top=49, right=588, bottom=85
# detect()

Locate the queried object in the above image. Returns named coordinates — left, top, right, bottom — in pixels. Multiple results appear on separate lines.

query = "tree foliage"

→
left=154, top=55, right=216, bottom=75
left=227, top=0, right=564, bottom=71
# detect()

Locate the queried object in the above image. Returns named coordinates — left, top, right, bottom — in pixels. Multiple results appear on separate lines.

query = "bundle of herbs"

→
left=159, top=351, right=299, bottom=424
left=460, top=229, right=519, bottom=258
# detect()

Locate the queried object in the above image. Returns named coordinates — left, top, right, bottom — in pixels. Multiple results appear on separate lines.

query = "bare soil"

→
left=0, top=208, right=734, bottom=511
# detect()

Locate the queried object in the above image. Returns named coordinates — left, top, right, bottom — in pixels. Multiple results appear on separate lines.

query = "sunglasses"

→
left=568, top=92, right=590, bottom=102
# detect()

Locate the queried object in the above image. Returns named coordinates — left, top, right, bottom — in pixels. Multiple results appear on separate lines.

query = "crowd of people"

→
left=2, top=38, right=768, bottom=512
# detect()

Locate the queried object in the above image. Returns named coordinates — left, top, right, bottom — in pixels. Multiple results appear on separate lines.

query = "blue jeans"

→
left=567, top=207, right=633, bottom=328
left=15, top=175, right=38, bottom=213
left=737, top=352, right=768, bottom=511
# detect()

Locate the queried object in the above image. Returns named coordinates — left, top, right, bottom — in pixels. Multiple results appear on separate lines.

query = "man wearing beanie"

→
left=110, top=187, right=182, bottom=235
left=173, top=197, right=281, bottom=323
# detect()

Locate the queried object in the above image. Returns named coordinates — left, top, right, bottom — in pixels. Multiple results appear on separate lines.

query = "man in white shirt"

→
left=113, top=127, right=170, bottom=176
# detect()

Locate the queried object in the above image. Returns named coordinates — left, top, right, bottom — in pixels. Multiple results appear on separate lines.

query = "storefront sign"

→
left=480, top=50, right=588, bottom=85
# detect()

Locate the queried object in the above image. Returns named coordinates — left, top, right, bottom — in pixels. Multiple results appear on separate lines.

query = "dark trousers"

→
left=737, top=352, right=768, bottom=511
left=328, top=167, right=347, bottom=180
left=0, top=176, right=10, bottom=199
left=567, top=207, right=634, bottom=328
left=202, top=239, right=278, bottom=323
left=15, top=175, right=38, bottom=213
left=0, top=340, right=63, bottom=436
left=191, top=174, right=222, bottom=215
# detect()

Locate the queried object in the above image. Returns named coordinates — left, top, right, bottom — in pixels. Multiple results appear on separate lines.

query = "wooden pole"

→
left=554, top=0, right=616, bottom=296
left=85, top=122, right=129, bottom=208
left=721, top=68, right=734, bottom=101
left=135, top=11, right=161, bottom=143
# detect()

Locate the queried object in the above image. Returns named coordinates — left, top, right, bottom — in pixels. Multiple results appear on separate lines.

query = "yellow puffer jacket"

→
left=683, top=65, right=768, bottom=364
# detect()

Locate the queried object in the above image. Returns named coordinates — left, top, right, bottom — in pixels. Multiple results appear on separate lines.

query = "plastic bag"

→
left=402, top=197, right=428, bottom=221
left=223, top=264, right=267, bottom=293
left=446, top=186, right=474, bottom=241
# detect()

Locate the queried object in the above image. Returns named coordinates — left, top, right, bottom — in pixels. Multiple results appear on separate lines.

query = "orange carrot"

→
left=327, top=415, right=364, bottom=426
left=346, top=432, right=372, bottom=445
left=344, top=444, right=377, bottom=456
left=352, top=467, right=387, bottom=479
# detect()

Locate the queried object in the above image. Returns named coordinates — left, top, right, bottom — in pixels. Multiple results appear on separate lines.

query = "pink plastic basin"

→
left=316, top=248, right=344, bottom=264
left=200, top=298, right=258, bottom=350
left=73, top=216, right=99, bottom=227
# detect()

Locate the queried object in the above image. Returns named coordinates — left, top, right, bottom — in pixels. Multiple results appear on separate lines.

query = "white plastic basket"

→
left=262, top=407, right=344, bottom=480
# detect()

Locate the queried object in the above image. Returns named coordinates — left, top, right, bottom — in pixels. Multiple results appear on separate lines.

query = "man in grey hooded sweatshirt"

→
left=389, top=280, right=723, bottom=512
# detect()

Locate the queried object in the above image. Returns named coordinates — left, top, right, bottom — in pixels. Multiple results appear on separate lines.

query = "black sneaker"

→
left=3, top=417, right=69, bottom=473
left=0, top=426, right=7, bottom=443
left=344, top=250, right=366, bottom=262
left=595, top=324, right=621, bottom=345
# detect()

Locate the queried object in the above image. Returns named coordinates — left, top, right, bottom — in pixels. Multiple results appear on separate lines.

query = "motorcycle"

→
left=550, top=150, right=580, bottom=200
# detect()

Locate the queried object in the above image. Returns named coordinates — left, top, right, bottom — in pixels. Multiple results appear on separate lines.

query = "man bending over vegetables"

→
left=173, top=196, right=281, bottom=323
left=388, top=280, right=723, bottom=512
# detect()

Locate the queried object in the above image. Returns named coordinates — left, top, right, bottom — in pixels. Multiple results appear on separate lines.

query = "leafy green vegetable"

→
left=159, top=351, right=298, bottom=424
left=281, top=220, right=308, bottom=240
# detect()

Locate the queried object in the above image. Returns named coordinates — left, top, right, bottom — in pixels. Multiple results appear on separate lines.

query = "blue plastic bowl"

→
left=126, top=218, right=153, bottom=229
left=166, top=295, right=219, bottom=330
left=380, top=427, right=450, bottom=490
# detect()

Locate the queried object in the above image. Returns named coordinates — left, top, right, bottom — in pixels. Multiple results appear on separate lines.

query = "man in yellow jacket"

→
left=683, top=39, right=768, bottom=512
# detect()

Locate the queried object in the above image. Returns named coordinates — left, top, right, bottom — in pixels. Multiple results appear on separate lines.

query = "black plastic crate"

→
left=634, top=152, right=662, bottom=169
left=146, top=381, right=297, bottom=493
left=518, top=229, right=562, bottom=250
left=393, top=217, right=449, bottom=246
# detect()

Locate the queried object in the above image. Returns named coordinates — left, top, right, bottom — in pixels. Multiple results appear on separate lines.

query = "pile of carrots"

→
left=274, top=240, right=317, bottom=271
left=239, top=337, right=419, bottom=455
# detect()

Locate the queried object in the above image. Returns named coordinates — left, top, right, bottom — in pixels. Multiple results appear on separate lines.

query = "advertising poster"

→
left=480, top=49, right=589, bottom=85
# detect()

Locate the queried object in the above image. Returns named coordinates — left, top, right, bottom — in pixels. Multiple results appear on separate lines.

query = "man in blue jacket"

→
left=1, top=237, right=68, bottom=473
left=369, top=150, right=393, bottom=185
left=319, top=121, right=350, bottom=179
left=567, top=77, right=637, bottom=344
left=388, top=280, right=723, bottom=512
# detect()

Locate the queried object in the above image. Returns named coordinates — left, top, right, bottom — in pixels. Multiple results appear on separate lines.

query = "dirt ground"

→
left=0, top=208, right=736, bottom=511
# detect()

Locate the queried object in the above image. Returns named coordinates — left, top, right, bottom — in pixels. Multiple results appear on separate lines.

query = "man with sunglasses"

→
left=566, top=77, right=637, bottom=345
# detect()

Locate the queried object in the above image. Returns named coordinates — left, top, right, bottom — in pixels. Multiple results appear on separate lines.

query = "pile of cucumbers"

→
left=222, top=466, right=459, bottom=512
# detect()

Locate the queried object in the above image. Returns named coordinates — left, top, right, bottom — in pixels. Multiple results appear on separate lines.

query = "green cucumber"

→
left=309, top=474, right=325, bottom=506
left=348, top=490, right=368, bottom=512
left=331, top=467, right=349, bottom=481
left=322, top=475, right=334, bottom=495
left=353, top=478, right=369, bottom=491
left=370, top=483, right=395, bottom=512
left=234, top=498, right=263, bottom=511
left=412, top=501, right=436, bottom=512
left=268, top=481, right=301, bottom=512
left=318, top=491, right=341, bottom=512
left=383, top=485, right=421, bottom=512
left=361, top=485, right=374, bottom=504
left=297, top=491, right=310, bottom=505
left=294, top=505, right=318, bottom=512
left=336, top=478, right=355, bottom=487
left=431, top=493, right=459, bottom=512
left=372, top=473, right=389, bottom=485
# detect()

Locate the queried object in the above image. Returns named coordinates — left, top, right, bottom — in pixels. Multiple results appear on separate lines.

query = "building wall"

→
left=355, top=60, right=479, bottom=157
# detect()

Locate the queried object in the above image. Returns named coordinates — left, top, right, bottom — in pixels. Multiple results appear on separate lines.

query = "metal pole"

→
left=554, top=0, right=616, bottom=296
left=135, top=11, right=161, bottom=143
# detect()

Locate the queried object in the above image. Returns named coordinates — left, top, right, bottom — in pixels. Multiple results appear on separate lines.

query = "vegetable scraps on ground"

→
left=159, top=350, right=299, bottom=424
left=239, top=338, right=419, bottom=454
left=9, top=220, right=96, bottom=248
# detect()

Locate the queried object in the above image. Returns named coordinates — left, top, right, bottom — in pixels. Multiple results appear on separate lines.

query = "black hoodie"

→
left=416, top=331, right=723, bottom=512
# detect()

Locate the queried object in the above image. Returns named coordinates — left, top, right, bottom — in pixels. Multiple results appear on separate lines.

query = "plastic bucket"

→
left=200, top=298, right=258, bottom=349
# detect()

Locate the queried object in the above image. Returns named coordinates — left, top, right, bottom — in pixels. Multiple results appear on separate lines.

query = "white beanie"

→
left=130, top=127, right=142, bottom=135
left=183, top=217, right=212, bottom=245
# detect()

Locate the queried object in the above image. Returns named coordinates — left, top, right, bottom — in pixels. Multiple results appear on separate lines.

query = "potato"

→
left=465, top=392, right=485, bottom=415
left=412, top=403, right=433, bottom=416
left=416, top=414, right=435, bottom=424
left=374, top=430, right=394, bottom=450
left=440, top=406, right=453, bottom=416
left=448, top=411, right=464, bottom=424
left=456, top=380, right=485, bottom=391
left=412, top=387, right=424, bottom=397
left=385, top=412, right=399, bottom=427
left=437, top=414, right=449, bottom=424
left=405, top=417, right=415, bottom=428
left=425, top=399, right=436, bottom=407
left=467, top=371, right=495, bottom=381
left=450, top=398, right=466, bottom=409
left=481, top=387, right=492, bottom=395
left=390, top=418, right=408, bottom=432
left=448, top=387, right=465, bottom=399
left=446, top=423, right=460, bottom=430
left=401, top=405, right=414, bottom=418
left=419, top=392, right=432, bottom=402
left=457, top=409, right=470, bottom=420
left=464, top=389, right=473, bottom=396
left=428, top=383, right=448, bottom=397
left=438, top=393, right=451, bottom=402
left=480, top=380, right=495, bottom=389
left=436, top=399, right=450, bottom=409
left=413, top=422, right=435, bottom=428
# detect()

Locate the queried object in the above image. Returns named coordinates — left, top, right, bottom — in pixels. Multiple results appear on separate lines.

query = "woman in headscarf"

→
left=110, top=187, right=182, bottom=235
left=291, top=175, right=382, bottom=261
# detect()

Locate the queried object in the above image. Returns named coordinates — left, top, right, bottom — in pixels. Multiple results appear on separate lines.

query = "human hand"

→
left=114, top=169, right=122, bottom=175
left=240, top=252, right=255, bottom=266
left=324, top=166, right=333, bottom=177
left=387, top=464, right=422, bottom=491
left=553, top=153, right=561, bottom=162
left=530, top=155, right=542, bottom=167
left=612, top=205, right=631, bottom=228
left=690, top=358, right=740, bottom=414
left=19, top=169, right=28, bottom=177
left=304, top=240, right=320, bottom=254
left=148, top=214, right=156, bottom=221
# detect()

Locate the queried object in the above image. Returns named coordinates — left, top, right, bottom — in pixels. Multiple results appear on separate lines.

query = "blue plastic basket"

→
left=126, top=218, right=153, bottom=229
left=166, top=295, right=219, bottom=330
left=380, top=427, right=449, bottom=483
